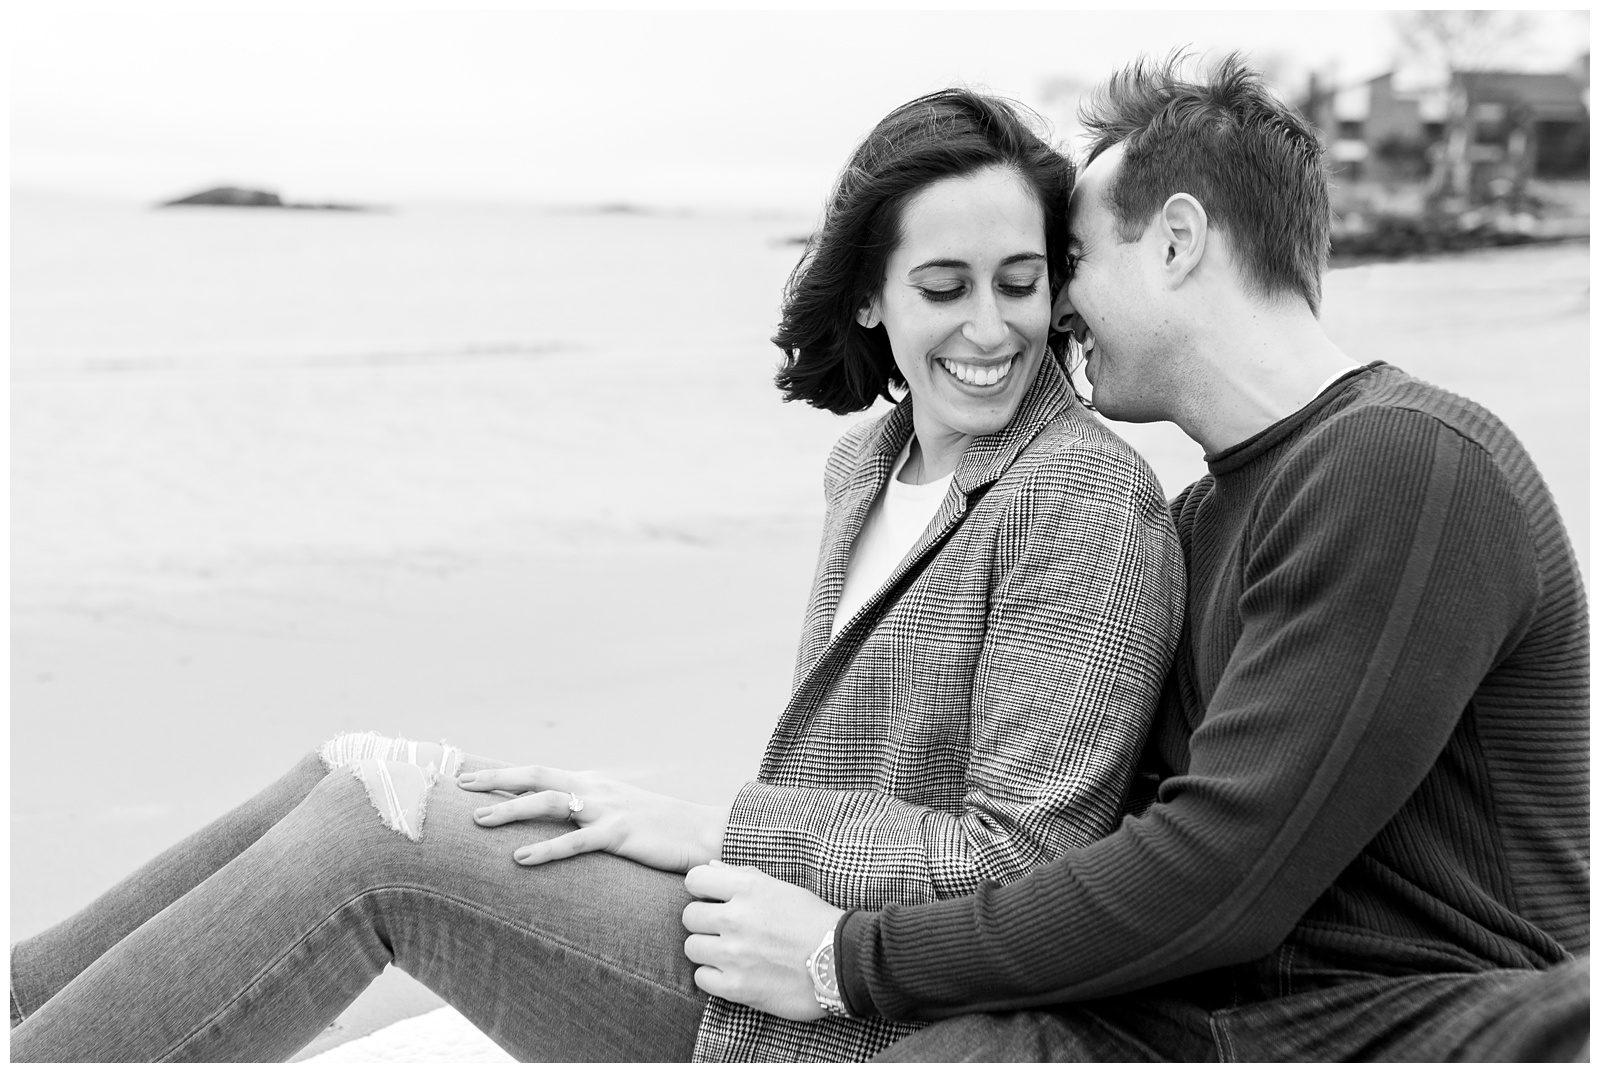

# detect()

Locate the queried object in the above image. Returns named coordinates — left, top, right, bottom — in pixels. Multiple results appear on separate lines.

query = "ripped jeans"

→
left=9, top=734, right=707, bottom=1062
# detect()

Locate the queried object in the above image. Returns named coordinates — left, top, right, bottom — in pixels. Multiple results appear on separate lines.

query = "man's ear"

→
left=856, top=295, right=882, bottom=329
left=1157, top=193, right=1207, bottom=288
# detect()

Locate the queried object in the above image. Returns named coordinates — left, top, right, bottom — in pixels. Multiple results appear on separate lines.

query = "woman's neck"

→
left=901, top=420, right=971, bottom=485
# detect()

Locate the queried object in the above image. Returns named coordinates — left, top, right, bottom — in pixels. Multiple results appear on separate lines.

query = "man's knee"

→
left=1451, top=958, right=1591, bottom=1062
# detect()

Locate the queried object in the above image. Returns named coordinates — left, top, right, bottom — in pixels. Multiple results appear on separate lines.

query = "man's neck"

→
left=1173, top=302, right=1358, bottom=457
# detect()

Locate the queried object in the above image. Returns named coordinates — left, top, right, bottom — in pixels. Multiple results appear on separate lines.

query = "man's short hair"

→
left=1081, top=52, right=1331, bottom=314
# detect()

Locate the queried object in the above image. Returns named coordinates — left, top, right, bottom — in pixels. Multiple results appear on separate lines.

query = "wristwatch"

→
left=806, top=926, right=848, bottom=1016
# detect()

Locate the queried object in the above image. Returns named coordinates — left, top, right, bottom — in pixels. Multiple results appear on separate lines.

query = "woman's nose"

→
left=964, top=294, right=1008, bottom=350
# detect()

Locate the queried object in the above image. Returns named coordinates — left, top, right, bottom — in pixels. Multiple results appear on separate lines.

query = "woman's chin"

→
left=946, top=398, right=1029, bottom=440
left=947, top=364, right=1038, bottom=433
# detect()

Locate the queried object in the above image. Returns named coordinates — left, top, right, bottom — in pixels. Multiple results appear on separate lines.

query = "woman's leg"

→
left=11, top=751, right=331, bottom=1025
left=10, top=752, right=706, bottom=1062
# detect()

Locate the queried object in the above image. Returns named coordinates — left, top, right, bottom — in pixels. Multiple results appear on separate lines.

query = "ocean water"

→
left=13, top=192, right=1589, bottom=603
left=12, top=194, right=815, bottom=370
left=13, top=192, right=865, bottom=599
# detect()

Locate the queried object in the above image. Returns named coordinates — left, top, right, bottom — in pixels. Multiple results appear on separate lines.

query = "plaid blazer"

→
left=692, top=360, right=1186, bottom=1062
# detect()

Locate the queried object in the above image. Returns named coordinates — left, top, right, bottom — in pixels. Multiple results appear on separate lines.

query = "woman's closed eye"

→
left=918, top=284, right=966, bottom=303
left=917, top=275, right=1043, bottom=304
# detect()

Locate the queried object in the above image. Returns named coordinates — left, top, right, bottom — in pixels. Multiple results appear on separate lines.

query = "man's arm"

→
left=683, top=409, right=1544, bottom=1021
left=834, top=410, right=1540, bottom=1020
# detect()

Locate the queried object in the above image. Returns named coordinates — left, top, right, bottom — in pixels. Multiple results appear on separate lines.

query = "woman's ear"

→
left=856, top=297, right=882, bottom=330
left=1158, top=193, right=1207, bottom=287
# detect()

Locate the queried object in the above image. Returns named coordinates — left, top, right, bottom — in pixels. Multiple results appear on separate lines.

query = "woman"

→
left=10, top=89, right=1183, bottom=1063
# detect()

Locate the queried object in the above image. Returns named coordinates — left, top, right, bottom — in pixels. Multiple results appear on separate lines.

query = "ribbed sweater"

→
left=836, top=363, right=1589, bottom=1020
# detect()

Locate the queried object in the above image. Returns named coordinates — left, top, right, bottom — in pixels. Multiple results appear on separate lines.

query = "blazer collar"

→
left=855, top=355, right=1076, bottom=496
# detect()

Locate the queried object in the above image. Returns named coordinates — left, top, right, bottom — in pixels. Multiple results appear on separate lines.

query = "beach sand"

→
left=11, top=240, right=1588, bottom=1056
left=13, top=537, right=815, bottom=1058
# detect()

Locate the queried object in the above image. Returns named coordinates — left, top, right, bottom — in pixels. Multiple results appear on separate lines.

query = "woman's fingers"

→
left=515, top=828, right=605, bottom=866
left=472, top=790, right=576, bottom=826
left=456, top=765, right=575, bottom=795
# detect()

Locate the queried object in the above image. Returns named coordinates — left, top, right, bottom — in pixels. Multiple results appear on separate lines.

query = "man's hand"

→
left=681, top=862, right=846, bottom=1021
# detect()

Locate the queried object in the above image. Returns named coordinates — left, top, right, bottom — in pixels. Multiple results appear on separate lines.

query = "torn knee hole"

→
left=318, top=732, right=463, bottom=843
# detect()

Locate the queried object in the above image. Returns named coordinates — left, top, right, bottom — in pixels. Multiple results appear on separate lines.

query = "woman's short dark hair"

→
left=1081, top=52, right=1331, bottom=314
left=774, top=88, right=1076, bottom=414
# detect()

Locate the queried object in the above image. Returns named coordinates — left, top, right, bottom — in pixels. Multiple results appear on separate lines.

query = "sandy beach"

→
left=11, top=205, right=1588, bottom=1049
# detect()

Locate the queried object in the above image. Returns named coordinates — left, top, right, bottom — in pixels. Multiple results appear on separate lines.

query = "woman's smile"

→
left=935, top=353, right=1017, bottom=389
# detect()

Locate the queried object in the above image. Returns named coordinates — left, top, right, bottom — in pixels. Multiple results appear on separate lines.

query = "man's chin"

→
left=1096, top=402, right=1166, bottom=425
left=1084, top=376, right=1116, bottom=418
left=1090, top=389, right=1157, bottom=425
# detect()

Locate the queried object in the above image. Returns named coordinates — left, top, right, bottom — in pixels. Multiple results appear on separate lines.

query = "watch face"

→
left=814, top=948, right=838, bottom=992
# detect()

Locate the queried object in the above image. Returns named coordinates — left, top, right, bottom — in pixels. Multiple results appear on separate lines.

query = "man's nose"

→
left=1051, top=285, right=1077, bottom=332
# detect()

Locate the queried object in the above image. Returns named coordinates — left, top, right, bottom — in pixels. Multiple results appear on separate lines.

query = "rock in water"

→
left=159, top=187, right=373, bottom=211
left=162, top=186, right=285, bottom=208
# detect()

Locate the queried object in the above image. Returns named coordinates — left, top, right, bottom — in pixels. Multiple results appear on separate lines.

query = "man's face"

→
left=1052, top=144, right=1171, bottom=423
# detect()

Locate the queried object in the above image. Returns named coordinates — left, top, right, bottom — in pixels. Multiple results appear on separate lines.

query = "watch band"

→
left=806, top=926, right=848, bottom=1016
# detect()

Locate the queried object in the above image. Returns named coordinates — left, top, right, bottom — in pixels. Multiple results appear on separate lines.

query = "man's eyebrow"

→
left=909, top=252, right=1047, bottom=273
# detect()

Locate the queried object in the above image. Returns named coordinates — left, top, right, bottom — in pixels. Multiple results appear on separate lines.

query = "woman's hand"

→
left=681, top=862, right=846, bottom=1021
left=456, top=765, right=728, bottom=875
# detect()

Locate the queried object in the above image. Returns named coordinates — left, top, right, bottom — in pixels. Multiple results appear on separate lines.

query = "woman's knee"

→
left=313, top=732, right=463, bottom=844
left=457, top=753, right=513, bottom=775
left=317, top=731, right=461, bottom=778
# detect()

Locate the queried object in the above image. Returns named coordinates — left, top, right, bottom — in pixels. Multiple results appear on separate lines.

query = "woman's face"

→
left=864, top=165, right=1051, bottom=453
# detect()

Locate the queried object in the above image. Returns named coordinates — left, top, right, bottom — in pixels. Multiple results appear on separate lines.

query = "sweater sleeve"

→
left=837, top=408, right=1542, bottom=1019
left=720, top=443, right=1186, bottom=907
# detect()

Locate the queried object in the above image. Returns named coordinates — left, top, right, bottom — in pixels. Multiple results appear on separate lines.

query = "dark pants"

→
left=873, top=956, right=1590, bottom=1062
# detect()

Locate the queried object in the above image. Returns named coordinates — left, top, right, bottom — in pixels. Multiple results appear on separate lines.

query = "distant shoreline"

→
left=1329, top=231, right=1588, bottom=268
left=160, top=186, right=379, bottom=212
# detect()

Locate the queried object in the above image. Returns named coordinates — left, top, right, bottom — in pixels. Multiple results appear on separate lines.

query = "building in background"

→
left=1304, top=55, right=1588, bottom=200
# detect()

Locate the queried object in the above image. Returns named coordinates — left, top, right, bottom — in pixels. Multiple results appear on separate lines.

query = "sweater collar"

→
left=1205, top=362, right=1385, bottom=476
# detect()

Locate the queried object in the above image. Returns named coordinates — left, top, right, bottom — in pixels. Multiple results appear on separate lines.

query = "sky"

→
left=10, top=4, right=1590, bottom=212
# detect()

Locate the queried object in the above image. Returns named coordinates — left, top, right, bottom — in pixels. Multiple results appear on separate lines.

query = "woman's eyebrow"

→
left=909, top=252, right=1047, bottom=273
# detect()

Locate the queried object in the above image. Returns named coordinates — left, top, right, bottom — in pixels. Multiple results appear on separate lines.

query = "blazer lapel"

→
left=793, top=404, right=913, bottom=678
left=852, top=359, right=1077, bottom=634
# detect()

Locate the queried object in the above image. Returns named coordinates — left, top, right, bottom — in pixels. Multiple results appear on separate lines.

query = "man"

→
left=679, top=54, right=1589, bottom=1062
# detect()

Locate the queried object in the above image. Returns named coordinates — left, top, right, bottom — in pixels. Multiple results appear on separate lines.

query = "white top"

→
left=1313, top=364, right=1367, bottom=399
left=831, top=440, right=955, bottom=637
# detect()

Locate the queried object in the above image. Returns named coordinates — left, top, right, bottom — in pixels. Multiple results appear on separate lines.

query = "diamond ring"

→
left=567, top=793, right=585, bottom=818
